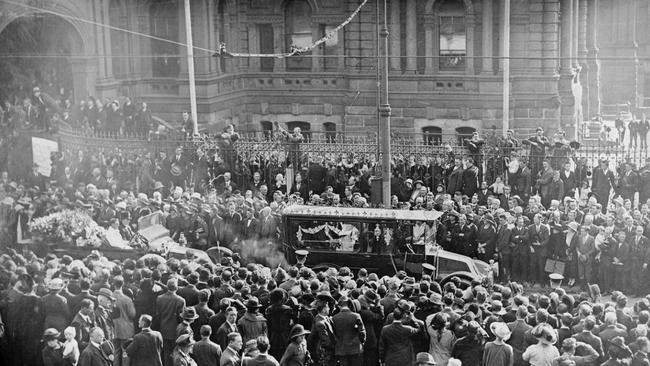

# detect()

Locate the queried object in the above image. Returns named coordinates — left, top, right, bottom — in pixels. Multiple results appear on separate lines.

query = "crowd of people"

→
left=3, top=239, right=650, bottom=366
left=6, top=83, right=650, bottom=364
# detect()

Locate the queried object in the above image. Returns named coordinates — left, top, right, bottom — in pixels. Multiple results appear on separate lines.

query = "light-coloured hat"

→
left=490, top=322, right=511, bottom=341
left=47, top=278, right=64, bottom=291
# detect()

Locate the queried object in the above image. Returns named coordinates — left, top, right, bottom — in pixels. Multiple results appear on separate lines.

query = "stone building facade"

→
left=0, top=0, right=604, bottom=137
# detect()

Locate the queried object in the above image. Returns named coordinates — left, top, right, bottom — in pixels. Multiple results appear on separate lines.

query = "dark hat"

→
left=315, top=291, right=335, bottom=303
left=569, top=141, right=581, bottom=149
left=175, top=334, right=195, bottom=347
left=363, top=289, right=379, bottom=304
left=180, top=307, right=199, bottom=320
left=609, top=336, right=632, bottom=358
left=42, top=328, right=60, bottom=341
left=245, top=297, right=262, bottom=309
left=289, top=324, right=311, bottom=340
left=97, top=288, right=115, bottom=301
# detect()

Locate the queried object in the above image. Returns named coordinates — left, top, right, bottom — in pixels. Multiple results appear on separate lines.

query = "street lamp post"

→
left=379, top=0, right=392, bottom=208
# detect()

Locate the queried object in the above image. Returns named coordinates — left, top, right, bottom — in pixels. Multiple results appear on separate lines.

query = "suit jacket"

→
left=574, top=330, right=604, bottom=360
left=331, top=308, right=366, bottom=356
left=220, top=346, right=241, bottom=366
left=43, top=292, right=70, bottom=332
left=155, top=291, right=186, bottom=340
left=113, top=289, right=136, bottom=340
left=462, top=165, right=479, bottom=197
left=192, top=338, right=222, bottom=366
left=496, top=225, right=513, bottom=255
left=527, top=224, right=550, bottom=257
left=378, top=321, right=420, bottom=366
left=290, top=182, right=310, bottom=202
left=125, top=328, right=163, bottom=366
left=599, top=325, right=628, bottom=351
left=561, top=170, right=579, bottom=194
left=241, top=218, right=259, bottom=240
left=619, top=170, right=639, bottom=198
left=78, top=342, right=112, bottom=366
left=242, top=354, right=279, bottom=366
left=446, top=166, right=464, bottom=195
left=507, top=319, right=533, bottom=365
left=215, top=321, right=238, bottom=352
left=307, top=313, right=335, bottom=360
left=177, top=284, right=201, bottom=307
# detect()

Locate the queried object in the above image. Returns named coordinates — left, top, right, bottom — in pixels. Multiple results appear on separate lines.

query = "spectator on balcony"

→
left=462, top=158, right=479, bottom=198
left=136, top=102, right=153, bottom=135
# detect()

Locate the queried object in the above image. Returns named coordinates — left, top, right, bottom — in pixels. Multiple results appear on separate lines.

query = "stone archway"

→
left=0, top=13, right=90, bottom=102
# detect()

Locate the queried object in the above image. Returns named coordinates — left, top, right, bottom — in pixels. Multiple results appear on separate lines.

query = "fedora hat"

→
left=289, top=324, right=311, bottom=340
left=415, top=352, right=437, bottom=365
left=180, top=307, right=200, bottom=320
left=363, top=289, right=379, bottom=304
left=245, top=297, right=262, bottom=309
left=97, top=288, right=115, bottom=301
left=490, top=322, right=511, bottom=341
left=47, top=278, right=64, bottom=291
left=153, top=181, right=164, bottom=191
left=490, top=300, right=507, bottom=315
left=315, top=291, right=335, bottom=303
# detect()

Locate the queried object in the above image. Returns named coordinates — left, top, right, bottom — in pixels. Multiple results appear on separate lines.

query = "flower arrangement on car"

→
left=29, top=210, right=107, bottom=248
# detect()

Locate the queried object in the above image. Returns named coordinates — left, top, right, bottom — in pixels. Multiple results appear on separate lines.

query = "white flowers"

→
left=30, top=210, right=106, bottom=247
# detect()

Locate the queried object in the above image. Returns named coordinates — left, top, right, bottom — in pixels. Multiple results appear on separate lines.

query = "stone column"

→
left=405, top=0, right=417, bottom=73
left=465, top=16, right=475, bottom=75
left=587, top=0, right=600, bottom=117
left=560, top=0, right=573, bottom=74
left=193, top=0, right=211, bottom=75
left=178, top=2, right=188, bottom=75
left=93, top=0, right=112, bottom=80
left=424, top=15, right=435, bottom=74
left=248, top=24, right=260, bottom=72
left=481, top=0, right=493, bottom=74
left=273, top=23, right=285, bottom=72
left=311, top=23, right=322, bottom=72
left=389, top=0, right=401, bottom=72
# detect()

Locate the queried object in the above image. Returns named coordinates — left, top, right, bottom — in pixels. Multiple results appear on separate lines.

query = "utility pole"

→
left=379, top=0, right=392, bottom=208
left=502, top=0, right=510, bottom=137
left=184, top=0, right=198, bottom=136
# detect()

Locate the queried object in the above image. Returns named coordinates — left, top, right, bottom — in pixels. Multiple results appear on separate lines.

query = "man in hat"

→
left=126, top=314, right=163, bottom=366
left=42, top=328, right=64, bottom=366
left=237, top=297, right=267, bottom=344
left=78, top=327, right=112, bottom=366
left=155, top=278, right=186, bottom=366
left=332, top=296, right=366, bottom=366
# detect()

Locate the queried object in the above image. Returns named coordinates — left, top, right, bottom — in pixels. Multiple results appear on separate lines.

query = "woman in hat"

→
left=172, top=334, right=197, bottom=366
left=279, top=324, right=311, bottom=366
left=483, top=322, right=513, bottom=366
left=522, top=323, right=560, bottom=366
left=42, top=328, right=64, bottom=366
left=308, top=294, right=336, bottom=366
left=601, top=336, right=632, bottom=365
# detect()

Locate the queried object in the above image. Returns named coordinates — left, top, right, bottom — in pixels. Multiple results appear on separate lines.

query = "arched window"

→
left=456, top=126, right=476, bottom=146
left=439, top=0, right=466, bottom=72
left=285, top=0, right=313, bottom=71
left=323, top=122, right=337, bottom=143
left=261, top=121, right=273, bottom=139
left=287, top=121, right=311, bottom=141
left=150, top=0, right=180, bottom=77
left=422, top=126, right=442, bottom=145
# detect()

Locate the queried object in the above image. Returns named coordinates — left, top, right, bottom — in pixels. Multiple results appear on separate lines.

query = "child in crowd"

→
left=62, top=326, right=79, bottom=366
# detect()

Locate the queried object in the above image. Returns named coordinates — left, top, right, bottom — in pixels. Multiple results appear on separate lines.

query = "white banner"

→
left=31, top=137, right=58, bottom=177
